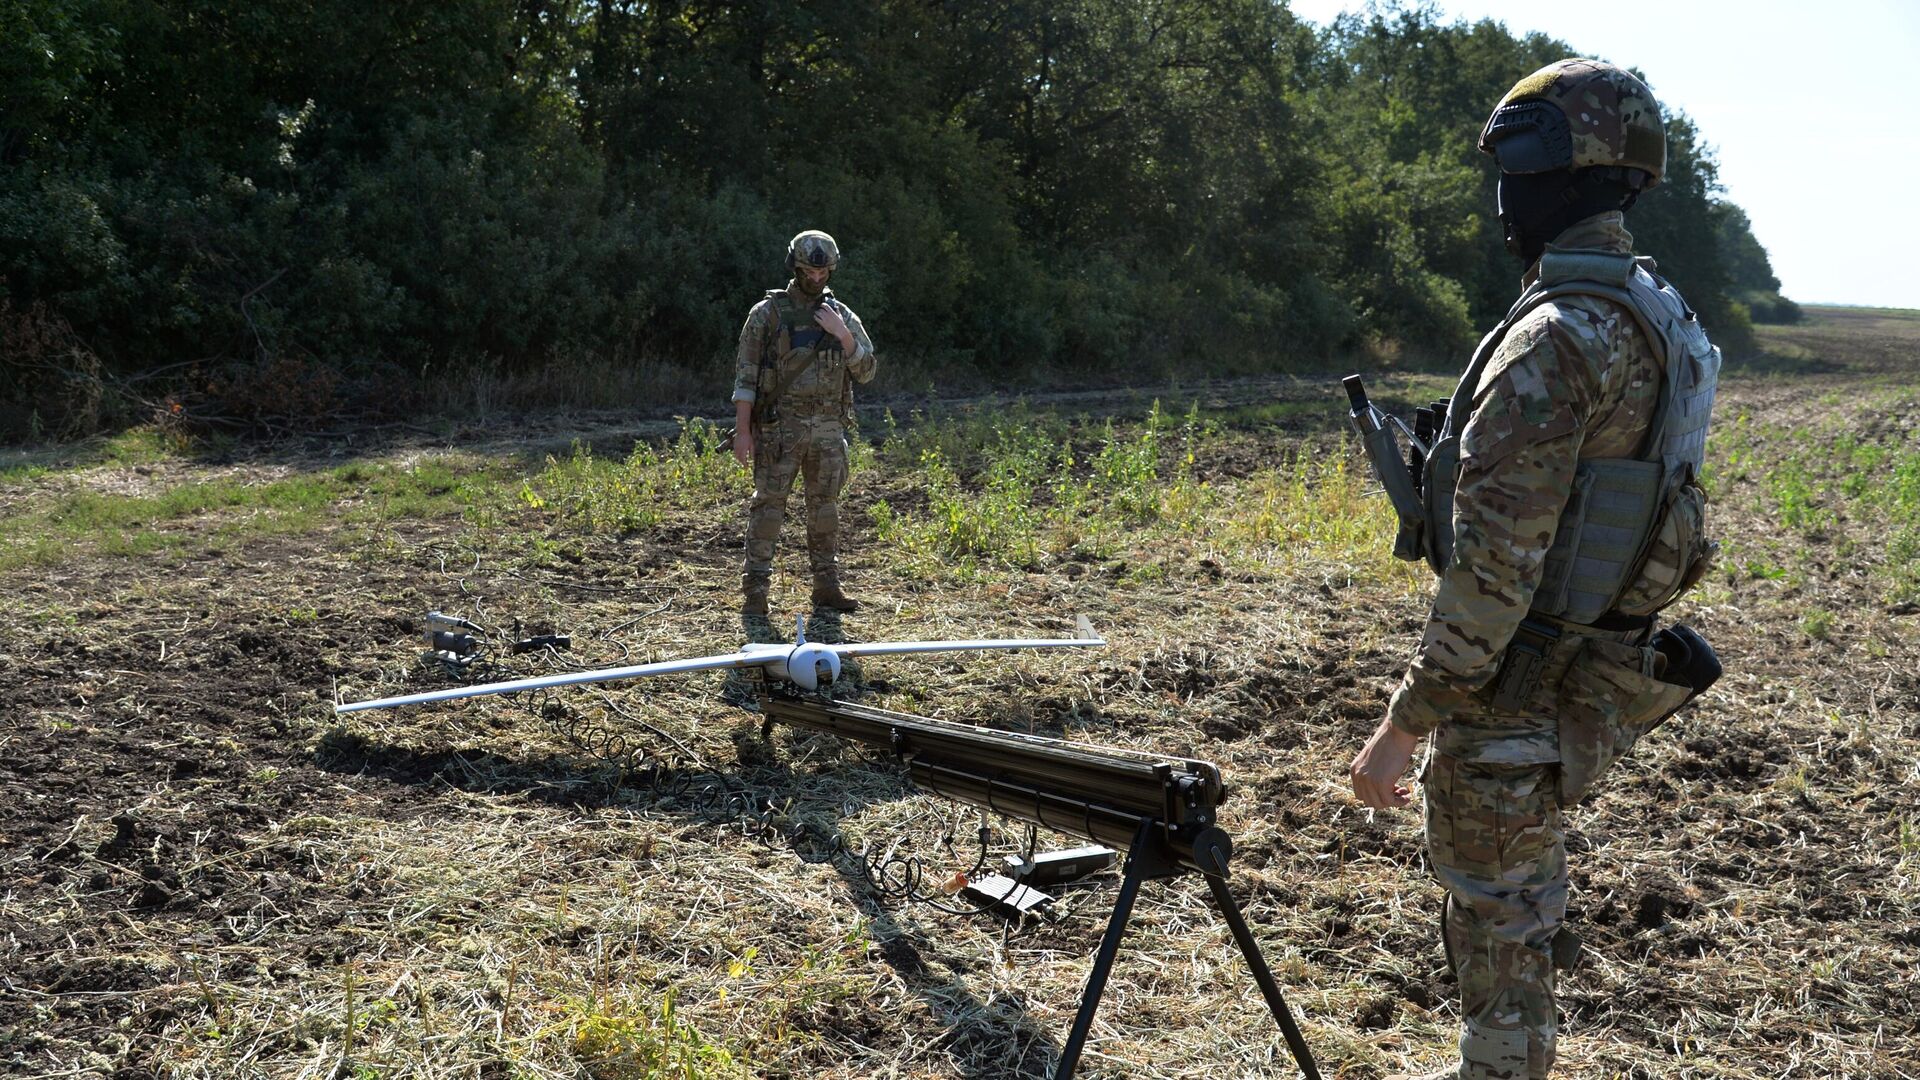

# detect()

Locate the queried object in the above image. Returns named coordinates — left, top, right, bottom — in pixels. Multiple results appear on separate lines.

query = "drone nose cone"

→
left=786, top=644, right=840, bottom=690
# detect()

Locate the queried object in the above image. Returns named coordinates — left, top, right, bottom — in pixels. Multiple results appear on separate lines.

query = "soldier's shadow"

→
left=316, top=678, right=1087, bottom=1079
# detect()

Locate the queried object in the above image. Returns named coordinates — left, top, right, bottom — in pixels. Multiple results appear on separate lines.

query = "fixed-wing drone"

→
left=334, top=614, right=1105, bottom=714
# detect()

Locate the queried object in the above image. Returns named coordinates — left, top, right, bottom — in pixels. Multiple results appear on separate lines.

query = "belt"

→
left=1487, top=610, right=1653, bottom=713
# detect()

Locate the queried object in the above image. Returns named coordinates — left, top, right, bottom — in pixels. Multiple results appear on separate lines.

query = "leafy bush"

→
left=0, top=0, right=1793, bottom=441
left=0, top=299, right=106, bottom=440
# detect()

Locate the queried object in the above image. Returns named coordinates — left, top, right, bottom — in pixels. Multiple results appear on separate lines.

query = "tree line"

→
left=1, top=0, right=1798, bottom=440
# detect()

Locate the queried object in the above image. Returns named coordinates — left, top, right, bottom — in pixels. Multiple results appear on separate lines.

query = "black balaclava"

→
left=1497, top=167, right=1640, bottom=265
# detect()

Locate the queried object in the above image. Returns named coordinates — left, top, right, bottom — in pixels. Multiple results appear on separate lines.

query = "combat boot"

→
left=742, top=588, right=770, bottom=618
left=810, top=580, right=859, bottom=613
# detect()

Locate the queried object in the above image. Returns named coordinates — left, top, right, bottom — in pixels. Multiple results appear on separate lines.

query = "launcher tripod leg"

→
left=1053, top=822, right=1161, bottom=1080
left=1204, top=873, right=1323, bottom=1080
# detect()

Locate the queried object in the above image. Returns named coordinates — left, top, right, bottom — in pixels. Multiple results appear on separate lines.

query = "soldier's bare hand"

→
left=1350, top=716, right=1420, bottom=809
left=733, top=429, right=753, bottom=468
left=813, top=303, right=853, bottom=351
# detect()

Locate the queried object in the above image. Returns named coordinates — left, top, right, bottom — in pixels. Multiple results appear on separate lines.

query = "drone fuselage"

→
left=742, top=641, right=841, bottom=691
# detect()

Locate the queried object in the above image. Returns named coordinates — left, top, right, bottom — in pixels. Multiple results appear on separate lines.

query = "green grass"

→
left=0, top=425, right=198, bottom=486
left=1897, top=816, right=1920, bottom=858
left=1764, top=453, right=1832, bottom=533
left=870, top=402, right=1218, bottom=573
left=1203, top=373, right=1454, bottom=430
left=0, top=392, right=1427, bottom=594
left=1799, top=608, right=1836, bottom=641
left=1225, top=451, right=1408, bottom=576
left=0, top=459, right=53, bottom=485
left=862, top=400, right=1419, bottom=593
left=1704, top=397, right=1920, bottom=606
left=0, top=456, right=509, bottom=572
left=1202, top=398, right=1328, bottom=427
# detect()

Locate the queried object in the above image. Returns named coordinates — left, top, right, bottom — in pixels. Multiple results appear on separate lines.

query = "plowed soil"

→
left=3, top=308, right=1917, bottom=1078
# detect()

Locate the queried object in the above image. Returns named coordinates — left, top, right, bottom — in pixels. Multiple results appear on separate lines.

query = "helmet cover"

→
left=786, top=230, right=841, bottom=272
left=1479, top=59, right=1665, bottom=188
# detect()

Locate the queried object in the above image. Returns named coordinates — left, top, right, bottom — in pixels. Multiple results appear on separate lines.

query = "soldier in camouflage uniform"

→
left=1350, top=61, right=1719, bottom=1080
left=731, top=230, right=877, bottom=641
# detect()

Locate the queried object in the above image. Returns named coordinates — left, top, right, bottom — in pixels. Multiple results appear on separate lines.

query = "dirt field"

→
left=4, top=307, right=1917, bottom=1079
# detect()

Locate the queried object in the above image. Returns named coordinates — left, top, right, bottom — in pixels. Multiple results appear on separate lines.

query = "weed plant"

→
left=872, top=404, right=1198, bottom=572
left=561, top=987, right=747, bottom=1078
left=868, top=399, right=1415, bottom=592
left=519, top=419, right=746, bottom=535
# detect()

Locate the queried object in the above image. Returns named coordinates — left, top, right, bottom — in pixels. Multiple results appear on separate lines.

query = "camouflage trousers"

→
left=744, top=416, right=850, bottom=601
left=1423, top=752, right=1566, bottom=1080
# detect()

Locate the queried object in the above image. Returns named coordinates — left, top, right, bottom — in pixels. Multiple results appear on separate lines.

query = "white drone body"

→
left=335, top=614, right=1104, bottom=715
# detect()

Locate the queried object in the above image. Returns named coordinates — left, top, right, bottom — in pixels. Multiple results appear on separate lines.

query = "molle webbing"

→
left=1534, top=458, right=1662, bottom=620
left=758, top=289, right=852, bottom=424
left=1425, top=248, right=1719, bottom=624
left=1628, top=267, right=1718, bottom=478
left=771, top=291, right=837, bottom=356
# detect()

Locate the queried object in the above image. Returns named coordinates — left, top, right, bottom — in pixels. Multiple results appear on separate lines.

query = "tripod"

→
left=1054, top=819, right=1321, bottom=1080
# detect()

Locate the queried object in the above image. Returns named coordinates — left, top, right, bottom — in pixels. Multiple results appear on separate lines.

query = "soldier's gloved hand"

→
left=733, top=428, right=753, bottom=468
left=813, top=303, right=853, bottom=352
left=1350, top=715, right=1420, bottom=809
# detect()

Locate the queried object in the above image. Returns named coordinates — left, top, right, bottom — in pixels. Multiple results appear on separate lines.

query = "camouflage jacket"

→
left=1387, top=212, right=1665, bottom=740
left=730, top=282, right=876, bottom=420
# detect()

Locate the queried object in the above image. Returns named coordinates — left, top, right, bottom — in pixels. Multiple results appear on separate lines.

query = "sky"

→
left=1287, top=0, right=1920, bottom=309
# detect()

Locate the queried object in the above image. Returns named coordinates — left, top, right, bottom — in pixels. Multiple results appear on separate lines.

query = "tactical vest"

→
left=1421, top=250, right=1720, bottom=625
left=755, top=288, right=853, bottom=425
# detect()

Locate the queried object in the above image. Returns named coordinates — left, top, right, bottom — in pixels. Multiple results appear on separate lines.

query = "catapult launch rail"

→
left=758, top=688, right=1321, bottom=1080
left=760, top=692, right=1231, bottom=872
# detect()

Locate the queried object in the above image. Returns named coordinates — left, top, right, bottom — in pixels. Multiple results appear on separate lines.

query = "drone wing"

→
left=334, top=650, right=768, bottom=714
left=830, top=629, right=1105, bottom=661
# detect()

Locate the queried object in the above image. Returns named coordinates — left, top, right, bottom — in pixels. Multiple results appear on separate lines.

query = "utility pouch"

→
left=1614, top=473, right=1718, bottom=616
left=1555, top=636, right=1692, bottom=806
left=1489, top=618, right=1562, bottom=713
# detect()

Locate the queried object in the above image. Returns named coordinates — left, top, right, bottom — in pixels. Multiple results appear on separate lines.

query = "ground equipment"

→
left=754, top=684, right=1322, bottom=1079
left=331, top=613, right=1321, bottom=1078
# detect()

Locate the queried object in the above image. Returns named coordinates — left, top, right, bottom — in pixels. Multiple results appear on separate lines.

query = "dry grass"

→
left=2, top=311, right=1917, bottom=1078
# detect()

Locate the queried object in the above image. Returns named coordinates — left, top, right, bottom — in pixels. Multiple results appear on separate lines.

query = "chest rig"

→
left=1348, top=249, right=1720, bottom=628
left=755, top=288, right=851, bottom=425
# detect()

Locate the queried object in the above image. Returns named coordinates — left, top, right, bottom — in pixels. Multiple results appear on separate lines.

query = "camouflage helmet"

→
left=1479, top=59, right=1665, bottom=189
left=786, top=230, right=840, bottom=272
